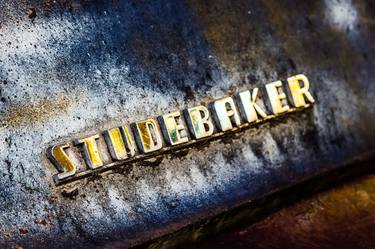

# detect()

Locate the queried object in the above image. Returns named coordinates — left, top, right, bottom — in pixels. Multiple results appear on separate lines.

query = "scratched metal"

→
left=0, top=0, right=374, bottom=248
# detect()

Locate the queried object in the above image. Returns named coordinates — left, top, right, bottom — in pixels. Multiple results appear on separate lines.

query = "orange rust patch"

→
left=2, top=96, right=72, bottom=128
left=18, top=228, right=28, bottom=235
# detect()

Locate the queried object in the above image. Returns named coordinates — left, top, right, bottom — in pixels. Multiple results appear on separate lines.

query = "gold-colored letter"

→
left=236, top=88, right=267, bottom=123
left=132, top=119, right=163, bottom=153
left=184, top=105, right=214, bottom=139
left=265, top=81, right=290, bottom=115
left=159, top=111, right=189, bottom=146
left=287, top=74, right=315, bottom=107
left=48, top=144, right=77, bottom=181
left=74, top=135, right=103, bottom=169
left=104, top=126, right=135, bottom=160
left=212, top=97, right=241, bottom=131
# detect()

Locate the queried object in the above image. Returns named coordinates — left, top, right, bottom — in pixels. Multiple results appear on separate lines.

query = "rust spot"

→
left=3, top=232, right=11, bottom=238
left=2, top=95, right=72, bottom=128
left=28, top=7, right=37, bottom=19
left=61, top=186, right=79, bottom=199
left=18, top=228, right=28, bottom=235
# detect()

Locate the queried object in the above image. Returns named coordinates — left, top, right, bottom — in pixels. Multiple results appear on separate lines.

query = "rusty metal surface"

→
left=182, top=172, right=375, bottom=249
left=0, top=0, right=374, bottom=248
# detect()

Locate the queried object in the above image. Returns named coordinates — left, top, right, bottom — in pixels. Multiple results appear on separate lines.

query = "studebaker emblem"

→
left=48, top=74, right=315, bottom=186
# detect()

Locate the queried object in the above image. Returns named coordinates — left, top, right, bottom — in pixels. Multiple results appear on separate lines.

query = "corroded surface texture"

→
left=186, top=172, right=375, bottom=249
left=0, top=1, right=374, bottom=248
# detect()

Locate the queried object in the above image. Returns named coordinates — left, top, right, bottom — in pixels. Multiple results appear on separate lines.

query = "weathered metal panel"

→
left=179, top=167, right=375, bottom=249
left=0, top=0, right=374, bottom=248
